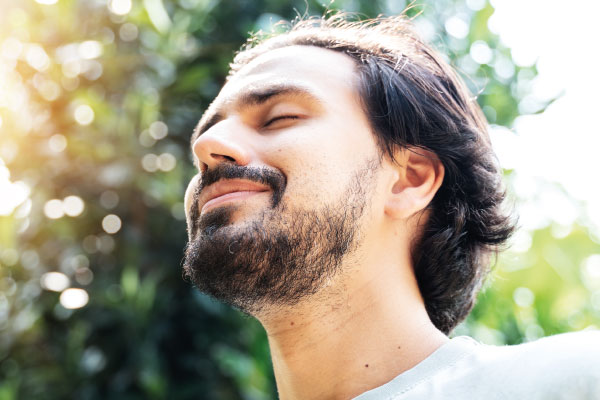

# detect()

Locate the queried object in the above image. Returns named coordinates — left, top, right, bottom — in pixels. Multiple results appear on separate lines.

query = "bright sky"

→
left=488, top=0, right=600, bottom=235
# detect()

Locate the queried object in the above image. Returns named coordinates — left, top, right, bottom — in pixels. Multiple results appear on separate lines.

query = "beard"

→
left=182, top=160, right=379, bottom=315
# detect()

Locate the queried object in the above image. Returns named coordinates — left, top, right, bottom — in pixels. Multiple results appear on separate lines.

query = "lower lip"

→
left=201, top=191, right=268, bottom=214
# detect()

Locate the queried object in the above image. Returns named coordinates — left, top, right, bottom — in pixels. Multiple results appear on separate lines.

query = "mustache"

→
left=198, top=163, right=286, bottom=193
left=188, top=163, right=287, bottom=235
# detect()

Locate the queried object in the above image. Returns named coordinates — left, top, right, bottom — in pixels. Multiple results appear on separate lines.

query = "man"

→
left=182, top=14, right=600, bottom=399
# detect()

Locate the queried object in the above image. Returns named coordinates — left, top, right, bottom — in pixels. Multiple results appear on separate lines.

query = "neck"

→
left=257, top=257, right=448, bottom=400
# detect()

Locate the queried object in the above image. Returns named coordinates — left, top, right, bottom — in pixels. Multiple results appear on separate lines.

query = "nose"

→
left=192, top=119, right=254, bottom=172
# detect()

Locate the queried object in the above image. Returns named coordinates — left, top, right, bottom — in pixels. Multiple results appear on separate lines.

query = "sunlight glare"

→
left=0, top=160, right=31, bottom=216
left=1, top=38, right=23, bottom=60
left=490, top=0, right=600, bottom=233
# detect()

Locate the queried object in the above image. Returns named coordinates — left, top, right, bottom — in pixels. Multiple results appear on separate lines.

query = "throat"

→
left=261, top=283, right=448, bottom=400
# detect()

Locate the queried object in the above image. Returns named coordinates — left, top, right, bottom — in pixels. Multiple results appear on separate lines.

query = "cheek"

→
left=276, top=150, right=356, bottom=208
left=265, top=120, right=379, bottom=205
left=184, top=175, right=200, bottom=219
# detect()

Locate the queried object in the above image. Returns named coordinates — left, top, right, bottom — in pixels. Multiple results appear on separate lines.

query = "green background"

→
left=0, top=0, right=599, bottom=398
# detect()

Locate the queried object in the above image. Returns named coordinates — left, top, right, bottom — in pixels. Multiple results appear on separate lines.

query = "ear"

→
left=384, top=147, right=444, bottom=220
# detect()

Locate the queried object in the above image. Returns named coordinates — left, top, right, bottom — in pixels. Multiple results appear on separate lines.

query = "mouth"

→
left=199, top=179, right=270, bottom=214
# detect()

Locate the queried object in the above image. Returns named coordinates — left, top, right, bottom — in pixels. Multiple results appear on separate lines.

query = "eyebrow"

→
left=191, top=83, right=323, bottom=145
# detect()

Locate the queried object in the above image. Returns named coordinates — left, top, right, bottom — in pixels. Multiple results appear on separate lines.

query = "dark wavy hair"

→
left=228, top=14, right=515, bottom=334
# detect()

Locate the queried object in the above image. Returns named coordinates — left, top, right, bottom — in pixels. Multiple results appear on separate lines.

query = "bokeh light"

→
left=99, top=190, right=119, bottom=209
left=63, top=195, right=85, bottom=217
left=74, top=104, right=95, bottom=125
left=149, top=121, right=168, bottom=140
left=43, top=199, right=65, bottom=219
left=25, top=44, right=50, bottom=71
left=513, top=287, right=535, bottom=308
left=102, top=214, right=122, bottom=234
left=581, top=255, right=600, bottom=290
left=469, top=40, right=493, bottom=64
left=1, top=248, right=19, bottom=266
left=108, top=0, right=132, bottom=16
left=78, top=40, right=103, bottom=59
left=82, top=235, right=100, bottom=254
left=59, top=288, right=89, bottom=309
left=119, top=23, right=138, bottom=41
left=444, top=15, right=469, bottom=39
left=140, top=152, right=177, bottom=172
left=158, top=153, right=176, bottom=171
left=141, top=153, right=159, bottom=172
left=39, top=80, right=61, bottom=101
left=48, top=134, right=67, bottom=153
left=40, top=272, right=70, bottom=292
left=139, top=129, right=156, bottom=147
left=75, top=268, right=94, bottom=285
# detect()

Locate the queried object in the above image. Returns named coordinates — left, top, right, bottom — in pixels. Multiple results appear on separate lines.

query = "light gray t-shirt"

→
left=354, top=330, right=600, bottom=400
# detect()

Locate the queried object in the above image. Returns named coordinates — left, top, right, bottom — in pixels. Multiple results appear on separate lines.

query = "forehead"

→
left=224, top=45, right=358, bottom=100
left=192, top=45, right=361, bottom=141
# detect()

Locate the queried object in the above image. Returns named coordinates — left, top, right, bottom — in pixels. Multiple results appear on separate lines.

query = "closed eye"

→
left=263, top=115, right=300, bottom=128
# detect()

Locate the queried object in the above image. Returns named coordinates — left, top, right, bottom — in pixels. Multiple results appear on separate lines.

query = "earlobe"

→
left=385, top=147, right=444, bottom=220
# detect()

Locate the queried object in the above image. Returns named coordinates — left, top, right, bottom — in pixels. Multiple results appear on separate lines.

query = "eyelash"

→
left=264, top=115, right=299, bottom=127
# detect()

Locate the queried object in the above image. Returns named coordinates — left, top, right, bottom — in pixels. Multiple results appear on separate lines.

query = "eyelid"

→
left=263, top=115, right=300, bottom=127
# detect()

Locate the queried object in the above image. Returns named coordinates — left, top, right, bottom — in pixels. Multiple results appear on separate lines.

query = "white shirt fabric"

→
left=354, top=330, right=600, bottom=400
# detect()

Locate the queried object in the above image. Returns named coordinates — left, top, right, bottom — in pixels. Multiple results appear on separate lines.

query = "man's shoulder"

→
left=497, top=330, right=600, bottom=369
left=470, top=331, right=600, bottom=372
left=458, top=330, right=600, bottom=398
left=359, top=331, right=600, bottom=400
left=519, top=329, right=600, bottom=350
left=407, top=331, right=599, bottom=399
left=355, top=332, right=600, bottom=400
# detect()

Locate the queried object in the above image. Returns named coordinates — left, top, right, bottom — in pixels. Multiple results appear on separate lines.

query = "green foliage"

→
left=0, top=0, right=598, bottom=399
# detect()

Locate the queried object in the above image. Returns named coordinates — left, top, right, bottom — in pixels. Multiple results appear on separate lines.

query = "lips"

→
left=199, top=179, right=270, bottom=214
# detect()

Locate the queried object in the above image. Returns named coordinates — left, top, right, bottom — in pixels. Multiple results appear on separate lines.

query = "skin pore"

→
left=184, top=45, right=448, bottom=399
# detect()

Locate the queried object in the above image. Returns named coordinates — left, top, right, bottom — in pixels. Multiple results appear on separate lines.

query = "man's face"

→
left=183, top=45, right=385, bottom=315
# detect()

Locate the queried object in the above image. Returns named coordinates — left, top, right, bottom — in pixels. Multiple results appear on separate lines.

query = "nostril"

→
left=211, top=153, right=236, bottom=163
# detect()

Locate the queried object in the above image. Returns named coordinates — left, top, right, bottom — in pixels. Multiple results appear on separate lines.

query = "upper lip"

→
left=199, top=179, right=270, bottom=212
